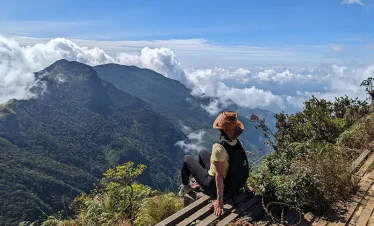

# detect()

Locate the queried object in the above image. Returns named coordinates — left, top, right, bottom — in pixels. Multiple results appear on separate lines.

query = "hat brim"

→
left=213, top=113, right=244, bottom=130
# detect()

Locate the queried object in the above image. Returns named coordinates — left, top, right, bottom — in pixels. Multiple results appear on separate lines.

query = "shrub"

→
left=248, top=95, right=368, bottom=212
left=134, top=193, right=183, bottom=226
left=249, top=143, right=356, bottom=212
left=32, top=162, right=156, bottom=226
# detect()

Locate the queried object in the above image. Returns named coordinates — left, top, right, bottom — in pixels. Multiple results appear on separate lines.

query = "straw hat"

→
left=213, top=111, right=244, bottom=140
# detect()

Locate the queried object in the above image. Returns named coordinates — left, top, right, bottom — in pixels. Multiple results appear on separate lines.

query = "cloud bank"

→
left=175, top=130, right=206, bottom=153
left=0, top=36, right=116, bottom=103
left=0, top=36, right=373, bottom=115
left=0, top=36, right=186, bottom=103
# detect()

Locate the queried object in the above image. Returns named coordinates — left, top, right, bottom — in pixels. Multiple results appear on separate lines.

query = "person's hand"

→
left=210, top=199, right=224, bottom=216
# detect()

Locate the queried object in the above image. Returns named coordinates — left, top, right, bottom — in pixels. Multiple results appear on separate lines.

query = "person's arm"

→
left=213, top=161, right=224, bottom=216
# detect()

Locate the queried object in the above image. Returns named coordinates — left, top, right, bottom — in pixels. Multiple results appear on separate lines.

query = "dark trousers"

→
left=181, top=150, right=216, bottom=195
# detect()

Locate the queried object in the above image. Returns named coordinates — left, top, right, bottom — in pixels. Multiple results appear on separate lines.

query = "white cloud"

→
left=186, top=63, right=374, bottom=113
left=175, top=130, right=206, bottom=153
left=0, top=36, right=186, bottom=104
left=341, top=0, right=365, bottom=5
left=0, top=36, right=116, bottom=103
left=201, top=99, right=221, bottom=116
left=11, top=36, right=334, bottom=68
left=1, top=35, right=373, bottom=115
left=117, top=47, right=187, bottom=83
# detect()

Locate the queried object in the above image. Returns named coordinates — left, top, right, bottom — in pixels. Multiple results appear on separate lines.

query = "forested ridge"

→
left=0, top=60, right=186, bottom=225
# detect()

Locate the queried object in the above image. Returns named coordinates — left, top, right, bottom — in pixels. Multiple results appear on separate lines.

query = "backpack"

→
left=218, top=139, right=249, bottom=198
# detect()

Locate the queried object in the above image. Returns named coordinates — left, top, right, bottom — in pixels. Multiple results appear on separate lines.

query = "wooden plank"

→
left=216, top=197, right=260, bottom=226
left=183, top=191, right=204, bottom=207
left=176, top=203, right=212, bottom=226
left=154, top=195, right=211, bottom=226
left=367, top=210, right=374, bottom=226
left=300, top=212, right=316, bottom=226
left=351, top=149, right=370, bottom=173
left=355, top=184, right=374, bottom=226
left=356, top=152, right=374, bottom=178
left=195, top=192, right=251, bottom=226
left=347, top=179, right=374, bottom=226
left=369, top=169, right=374, bottom=181
left=312, top=221, right=329, bottom=226
left=329, top=178, right=374, bottom=226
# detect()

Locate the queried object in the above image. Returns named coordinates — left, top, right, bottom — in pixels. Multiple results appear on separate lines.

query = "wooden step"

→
left=335, top=178, right=374, bottom=225
left=351, top=149, right=370, bottom=173
left=154, top=194, right=211, bottom=226
left=216, top=197, right=261, bottom=226
left=348, top=184, right=374, bottom=226
left=367, top=211, right=374, bottom=226
left=356, top=152, right=374, bottom=178
left=356, top=185, right=374, bottom=226
left=178, top=192, right=250, bottom=226
left=194, top=192, right=251, bottom=226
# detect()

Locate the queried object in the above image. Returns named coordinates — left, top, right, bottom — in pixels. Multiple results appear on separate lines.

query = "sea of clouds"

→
left=1, top=35, right=373, bottom=115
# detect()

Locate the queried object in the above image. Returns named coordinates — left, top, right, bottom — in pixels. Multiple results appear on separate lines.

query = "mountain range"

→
left=94, top=64, right=272, bottom=151
left=0, top=60, right=274, bottom=225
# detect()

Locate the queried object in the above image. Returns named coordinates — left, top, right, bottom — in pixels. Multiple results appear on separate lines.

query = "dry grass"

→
left=134, top=193, right=183, bottom=226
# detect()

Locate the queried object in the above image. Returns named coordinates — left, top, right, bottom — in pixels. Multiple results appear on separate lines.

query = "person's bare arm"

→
left=212, top=161, right=224, bottom=216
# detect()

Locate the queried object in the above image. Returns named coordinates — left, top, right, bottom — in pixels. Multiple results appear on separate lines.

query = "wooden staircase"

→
left=309, top=144, right=374, bottom=226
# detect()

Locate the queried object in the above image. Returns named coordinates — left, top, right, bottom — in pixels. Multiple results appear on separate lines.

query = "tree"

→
left=361, top=77, right=374, bottom=101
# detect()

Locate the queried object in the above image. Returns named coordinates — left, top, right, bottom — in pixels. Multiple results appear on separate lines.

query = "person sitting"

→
left=179, top=111, right=249, bottom=216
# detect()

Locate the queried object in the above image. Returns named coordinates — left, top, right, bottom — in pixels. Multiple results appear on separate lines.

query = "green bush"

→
left=249, top=95, right=368, bottom=212
left=250, top=143, right=356, bottom=212
left=29, top=162, right=157, bottom=226
left=134, top=193, right=183, bottom=226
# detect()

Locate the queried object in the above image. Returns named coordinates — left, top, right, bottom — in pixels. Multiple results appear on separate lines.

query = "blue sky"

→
left=1, top=0, right=374, bottom=112
left=0, top=0, right=373, bottom=43
left=1, top=0, right=373, bottom=67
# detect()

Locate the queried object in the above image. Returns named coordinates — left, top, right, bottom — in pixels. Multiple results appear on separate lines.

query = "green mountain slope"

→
left=94, top=64, right=271, bottom=152
left=0, top=138, right=95, bottom=225
left=0, top=60, right=186, bottom=225
left=94, top=64, right=210, bottom=130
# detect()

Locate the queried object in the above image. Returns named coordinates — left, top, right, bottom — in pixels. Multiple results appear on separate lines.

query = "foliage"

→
left=27, top=162, right=181, bottom=226
left=0, top=60, right=186, bottom=225
left=248, top=94, right=369, bottom=212
left=361, top=77, right=374, bottom=100
left=67, top=162, right=154, bottom=226
left=134, top=193, right=183, bottom=226
left=274, top=96, right=368, bottom=146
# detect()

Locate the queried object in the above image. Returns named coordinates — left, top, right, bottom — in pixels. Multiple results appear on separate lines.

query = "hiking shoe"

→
left=190, top=181, right=200, bottom=189
left=178, top=184, right=193, bottom=196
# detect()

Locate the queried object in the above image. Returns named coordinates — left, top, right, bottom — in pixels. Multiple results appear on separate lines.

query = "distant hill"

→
left=94, top=64, right=273, bottom=152
left=94, top=64, right=210, bottom=131
left=0, top=60, right=186, bottom=225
